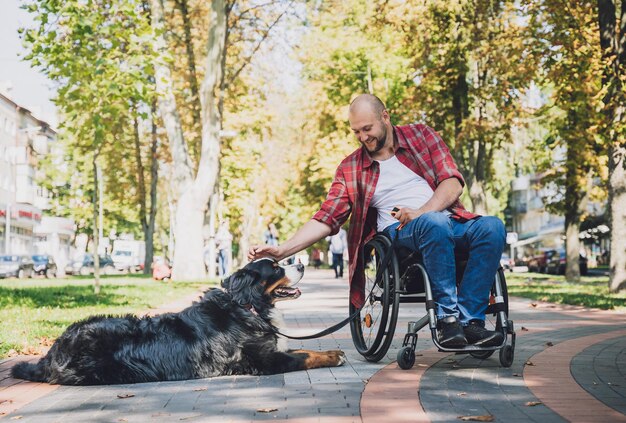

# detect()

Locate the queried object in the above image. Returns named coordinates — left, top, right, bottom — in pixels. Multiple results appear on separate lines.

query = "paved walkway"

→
left=1, top=268, right=625, bottom=422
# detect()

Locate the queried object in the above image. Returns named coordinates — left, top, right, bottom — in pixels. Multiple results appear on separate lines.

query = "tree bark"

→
left=564, top=219, right=581, bottom=282
left=146, top=100, right=159, bottom=275
left=132, top=104, right=159, bottom=275
left=151, top=0, right=203, bottom=280
left=169, top=0, right=227, bottom=280
left=132, top=113, right=149, bottom=274
left=173, top=0, right=202, bottom=163
left=92, top=150, right=101, bottom=294
left=598, top=0, right=626, bottom=292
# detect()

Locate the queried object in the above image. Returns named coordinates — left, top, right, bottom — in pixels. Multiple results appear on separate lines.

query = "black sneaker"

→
left=437, top=316, right=467, bottom=347
left=463, top=320, right=504, bottom=347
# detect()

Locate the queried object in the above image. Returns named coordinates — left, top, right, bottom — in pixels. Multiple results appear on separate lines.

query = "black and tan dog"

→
left=11, top=258, right=345, bottom=385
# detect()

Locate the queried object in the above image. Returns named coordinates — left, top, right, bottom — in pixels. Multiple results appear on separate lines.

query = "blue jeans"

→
left=218, top=249, right=230, bottom=277
left=332, top=253, right=344, bottom=277
left=384, top=212, right=505, bottom=324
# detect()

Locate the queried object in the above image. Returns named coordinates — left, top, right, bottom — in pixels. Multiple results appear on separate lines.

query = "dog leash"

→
left=275, top=233, right=399, bottom=340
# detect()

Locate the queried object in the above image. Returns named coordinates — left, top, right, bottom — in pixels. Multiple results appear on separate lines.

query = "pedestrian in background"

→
left=263, top=223, right=279, bottom=246
left=215, top=220, right=233, bottom=278
left=327, top=227, right=347, bottom=278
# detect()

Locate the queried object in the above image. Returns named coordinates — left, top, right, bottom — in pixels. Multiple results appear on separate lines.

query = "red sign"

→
left=18, top=210, right=41, bottom=220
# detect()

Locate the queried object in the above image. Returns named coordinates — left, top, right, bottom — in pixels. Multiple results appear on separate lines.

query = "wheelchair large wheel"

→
left=470, top=267, right=510, bottom=360
left=350, top=234, right=400, bottom=362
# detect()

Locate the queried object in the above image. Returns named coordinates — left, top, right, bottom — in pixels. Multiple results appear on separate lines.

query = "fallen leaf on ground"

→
left=545, top=342, right=554, bottom=347
left=525, top=361, right=535, bottom=366
left=513, top=373, right=522, bottom=377
left=179, top=415, right=202, bottom=421
left=458, top=415, right=494, bottom=421
left=0, top=400, right=13, bottom=405
left=256, top=408, right=278, bottom=413
left=525, top=401, right=543, bottom=407
left=20, top=345, right=41, bottom=356
left=521, top=327, right=529, bottom=331
left=193, top=387, right=207, bottom=391
left=116, top=393, right=135, bottom=399
left=530, top=303, right=537, bottom=308
left=38, top=336, right=55, bottom=347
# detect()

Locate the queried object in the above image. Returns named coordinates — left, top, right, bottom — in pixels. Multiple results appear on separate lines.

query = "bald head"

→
left=348, top=94, right=393, bottom=158
left=349, top=94, right=386, bottom=118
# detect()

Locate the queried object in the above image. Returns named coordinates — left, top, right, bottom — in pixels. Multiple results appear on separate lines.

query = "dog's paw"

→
left=328, top=350, right=346, bottom=367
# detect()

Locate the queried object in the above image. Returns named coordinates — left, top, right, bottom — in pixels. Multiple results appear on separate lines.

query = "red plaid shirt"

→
left=312, top=124, right=479, bottom=308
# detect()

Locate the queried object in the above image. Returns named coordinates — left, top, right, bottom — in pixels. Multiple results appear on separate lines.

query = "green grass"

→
left=506, top=272, right=626, bottom=311
left=0, top=275, right=216, bottom=359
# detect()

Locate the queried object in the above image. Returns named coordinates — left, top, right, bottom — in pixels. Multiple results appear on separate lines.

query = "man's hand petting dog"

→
left=248, top=244, right=281, bottom=261
left=11, top=259, right=346, bottom=385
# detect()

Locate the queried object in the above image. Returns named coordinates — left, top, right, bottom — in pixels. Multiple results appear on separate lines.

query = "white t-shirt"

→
left=370, top=155, right=449, bottom=231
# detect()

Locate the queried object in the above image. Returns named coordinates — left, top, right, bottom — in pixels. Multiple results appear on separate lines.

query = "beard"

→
left=363, top=124, right=387, bottom=154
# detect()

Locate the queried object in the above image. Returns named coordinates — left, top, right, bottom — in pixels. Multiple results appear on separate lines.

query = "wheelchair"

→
left=349, top=233, right=516, bottom=369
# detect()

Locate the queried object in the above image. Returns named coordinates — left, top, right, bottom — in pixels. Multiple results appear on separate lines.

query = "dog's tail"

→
left=11, top=361, right=47, bottom=382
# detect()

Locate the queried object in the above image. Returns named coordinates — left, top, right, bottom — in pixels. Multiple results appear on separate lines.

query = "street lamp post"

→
left=4, top=203, right=10, bottom=254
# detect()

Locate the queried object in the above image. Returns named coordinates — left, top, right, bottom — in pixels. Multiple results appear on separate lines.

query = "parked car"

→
left=0, top=255, right=35, bottom=279
left=500, top=253, right=514, bottom=272
left=32, top=255, right=58, bottom=278
left=527, top=249, right=558, bottom=273
left=546, top=249, right=588, bottom=276
left=112, top=240, right=146, bottom=272
left=65, top=254, right=115, bottom=276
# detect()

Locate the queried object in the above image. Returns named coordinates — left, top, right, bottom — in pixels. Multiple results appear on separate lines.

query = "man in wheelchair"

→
left=249, top=94, right=506, bottom=348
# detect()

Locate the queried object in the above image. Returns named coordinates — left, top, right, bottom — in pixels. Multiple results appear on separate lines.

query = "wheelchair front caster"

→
left=499, top=344, right=514, bottom=367
left=397, top=346, right=416, bottom=370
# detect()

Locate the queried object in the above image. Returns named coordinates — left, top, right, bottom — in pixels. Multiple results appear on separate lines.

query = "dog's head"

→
left=221, top=258, right=303, bottom=315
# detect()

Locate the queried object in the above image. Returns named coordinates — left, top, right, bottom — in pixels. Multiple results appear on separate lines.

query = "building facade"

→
left=508, top=173, right=609, bottom=265
left=0, top=92, right=74, bottom=268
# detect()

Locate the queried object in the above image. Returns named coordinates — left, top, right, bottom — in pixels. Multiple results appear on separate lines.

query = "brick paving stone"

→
left=570, top=335, right=626, bottom=414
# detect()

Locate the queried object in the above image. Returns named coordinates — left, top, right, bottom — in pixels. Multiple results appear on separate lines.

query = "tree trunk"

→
left=173, top=188, right=207, bottom=280
left=238, top=197, right=259, bottom=267
left=92, top=152, right=101, bottom=294
left=146, top=100, right=159, bottom=275
left=608, top=141, right=626, bottom=292
left=170, top=0, right=227, bottom=280
left=151, top=0, right=201, bottom=280
left=467, top=176, right=489, bottom=215
left=564, top=218, right=581, bottom=282
left=132, top=113, right=150, bottom=274
left=173, top=0, right=202, bottom=163
left=132, top=103, right=159, bottom=275
left=597, top=0, right=626, bottom=292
